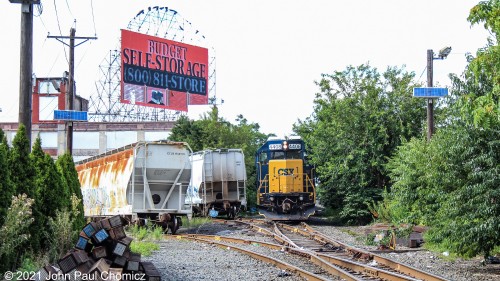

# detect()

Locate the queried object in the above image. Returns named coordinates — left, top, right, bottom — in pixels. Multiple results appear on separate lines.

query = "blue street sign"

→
left=54, top=110, right=88, bottom=121
left=413, top=87, right=448, bottom=98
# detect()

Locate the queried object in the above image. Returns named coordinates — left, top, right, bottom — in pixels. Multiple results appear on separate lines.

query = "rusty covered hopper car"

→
left=189, top=149, right=247, bottom=219
left=75, top=141, right=193, bottom=233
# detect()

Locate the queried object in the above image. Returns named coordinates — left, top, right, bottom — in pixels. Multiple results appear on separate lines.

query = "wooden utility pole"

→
left=48, top=28, right=96, bottom=155
left=10, top=0, right=39, bottom=146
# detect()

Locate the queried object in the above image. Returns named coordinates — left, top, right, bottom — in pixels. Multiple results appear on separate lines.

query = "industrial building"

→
left=0, top=77, right=173, bottom=161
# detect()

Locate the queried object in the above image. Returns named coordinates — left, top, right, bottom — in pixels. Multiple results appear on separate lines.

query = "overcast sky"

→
left=0, top=0, right=490, bottom=137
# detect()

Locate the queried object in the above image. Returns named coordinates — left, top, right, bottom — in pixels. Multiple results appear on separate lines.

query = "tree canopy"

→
left=294, top=64, right=426, bottom=224
left=459, top=0, right=500, bottom=127
left=169, top=106, right=267, bottom=207
left=0, top=130, right=14, bottom=226
left=56, top=153, right=85, bottom=231
left=384, top=0, right=500, bottom=258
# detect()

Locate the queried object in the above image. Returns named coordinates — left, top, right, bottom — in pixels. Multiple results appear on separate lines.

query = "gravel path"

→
left=142, top=222, right=500, bottom=281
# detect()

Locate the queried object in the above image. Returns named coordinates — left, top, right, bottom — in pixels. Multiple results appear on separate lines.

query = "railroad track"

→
left=169, top=233, right=343, bottom=280
left=207, top=218, right=450, bottom=281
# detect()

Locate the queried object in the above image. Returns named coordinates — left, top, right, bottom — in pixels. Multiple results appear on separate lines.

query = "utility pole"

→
left=48, top=28, right=97, bottom=155
left=426, top=49, right=434, bottom=141
left=10, top=0, right=39, bottom=146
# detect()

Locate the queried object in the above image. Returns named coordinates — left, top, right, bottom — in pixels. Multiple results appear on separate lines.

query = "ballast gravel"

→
left=142, top=222, right=500, bottom=281
left=141, top=238, right=307, bottom=281
left=313, top=225, right=500, bottom=281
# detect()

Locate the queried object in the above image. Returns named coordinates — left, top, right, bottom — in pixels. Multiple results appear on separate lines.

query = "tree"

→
left=0, top=129, right=14, bottom=226
left=56, top=153, right=85, bottom=231
left=169, top=106, right=267, bottom=208
left=9, top=125, right=35, bottom=198
left=458, top=0, right=500, bottom=127
left=30, top=137, right=72, bottom=250
left=7, top=125, right=42, bottom=252
left=384, top=1, right=500, bottom=257
left=169, top=115, right=205, bottom=152
left=386, top=121, right=500, bottom=258
left=294, top=64, right=426, bottom=223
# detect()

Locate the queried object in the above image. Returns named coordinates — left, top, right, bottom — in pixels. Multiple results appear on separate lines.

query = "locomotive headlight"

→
left=270, top=196, right=275, bottom=202
left=283, top=141, right=288, bottom=150
left=299, top=195, right=304, bottom=201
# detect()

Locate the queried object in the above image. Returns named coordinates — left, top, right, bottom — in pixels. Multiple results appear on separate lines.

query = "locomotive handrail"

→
left=258, top=174, right=270, bottom=194
left=260, top=173, right=315, bottom=195
left=304, top=174, right=315, bottom=193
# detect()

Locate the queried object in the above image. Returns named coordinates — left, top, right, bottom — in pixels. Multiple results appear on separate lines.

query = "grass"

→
left=184, top=217, right=212, bottom=228
left=130, top=241, right=160, bottom=256
left=126, top=223, right=164, bottom=257
left=127, top=223, right=165, bottom=241
left=340, top=229, right=359, bottom=237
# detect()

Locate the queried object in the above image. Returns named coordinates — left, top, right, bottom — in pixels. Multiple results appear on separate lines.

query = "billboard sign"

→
left=121, top=29, right=209, bottom=111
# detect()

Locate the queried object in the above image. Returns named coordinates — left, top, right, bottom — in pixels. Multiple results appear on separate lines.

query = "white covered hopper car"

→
left=188, top=149, right=247, bottom=218
left=76, top=141, right=193, bottom=234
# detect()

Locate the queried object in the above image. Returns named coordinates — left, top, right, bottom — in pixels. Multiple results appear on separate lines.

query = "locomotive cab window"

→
left=271, top=151, right=285, bottom=159
left=259, top=152, right=268, bottom=164
left=286, top=151, right=301, bottom=159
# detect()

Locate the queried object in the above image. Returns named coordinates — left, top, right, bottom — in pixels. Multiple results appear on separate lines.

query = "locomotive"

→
left=255, top=136, right=316, bottom=220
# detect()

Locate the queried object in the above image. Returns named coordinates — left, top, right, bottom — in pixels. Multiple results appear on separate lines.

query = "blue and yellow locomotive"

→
left=255, top=136, right=316, bottom=220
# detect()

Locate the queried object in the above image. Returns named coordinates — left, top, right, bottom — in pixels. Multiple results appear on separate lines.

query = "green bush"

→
left=16, top=257, right=40, bottom=276
left=0, top=194, right=34, bottom=272
left=386, top=122, right=500, bottom=258
left=47, top=194, right=82, bottom=262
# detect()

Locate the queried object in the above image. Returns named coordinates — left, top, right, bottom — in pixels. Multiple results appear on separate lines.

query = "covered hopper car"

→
left=187, top=149, right=247, bottom=219
left=76, top=141, right=193, bottom=234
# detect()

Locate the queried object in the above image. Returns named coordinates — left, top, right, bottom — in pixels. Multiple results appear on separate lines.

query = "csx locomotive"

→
left=256, top=136, right=316, bottom=220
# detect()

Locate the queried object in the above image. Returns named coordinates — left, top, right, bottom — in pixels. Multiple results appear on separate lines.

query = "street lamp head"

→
left=438, top=46, right=452, bottom=59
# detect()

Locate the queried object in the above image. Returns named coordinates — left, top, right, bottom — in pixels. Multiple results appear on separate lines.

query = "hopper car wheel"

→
left=169, top=216, right=180, bottom=234
left=227, top=206, right=237, bottom=220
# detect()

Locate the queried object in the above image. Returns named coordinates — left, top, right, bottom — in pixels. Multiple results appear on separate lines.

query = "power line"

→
left=53, top=0, right=68, bottom=62
left=35, top=6, right=48, bottom=32
left=90, top=0, right=97, bottom=36
left=46, top=50, right=62, bottom=76
left=65, top=0, right=74, bottom=19
left=76, top=43, right=91, bottom=70
left=418, top=66, right=427, bottom=82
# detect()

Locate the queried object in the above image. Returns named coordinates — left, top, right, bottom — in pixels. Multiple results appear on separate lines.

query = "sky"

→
left=0, top=0, right=491, bottom=137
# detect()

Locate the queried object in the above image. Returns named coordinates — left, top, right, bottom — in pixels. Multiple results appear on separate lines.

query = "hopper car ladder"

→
left=202, top=152, right=214, bottom=216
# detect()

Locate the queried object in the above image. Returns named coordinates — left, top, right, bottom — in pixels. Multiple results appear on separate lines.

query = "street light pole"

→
left=425, top=47, right=451, bottom=141
left=427, top=49, right=434, bottom=141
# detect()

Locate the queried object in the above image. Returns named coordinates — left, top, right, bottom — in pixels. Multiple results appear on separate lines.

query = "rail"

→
left=170, top=234, right=332, bottom=281
left=220, top=219, right=449, bottom=281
